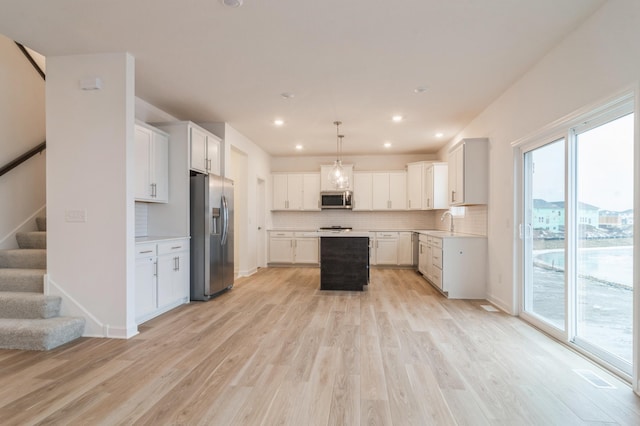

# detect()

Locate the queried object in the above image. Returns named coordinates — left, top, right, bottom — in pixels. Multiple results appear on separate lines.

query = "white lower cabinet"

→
left=268, top=231, right=319, bottom=265
left=418, top=233, right=486, bottom=299
left=372, top=232, right=415, bottom=266
left=135, top=238, right=190, bottom=324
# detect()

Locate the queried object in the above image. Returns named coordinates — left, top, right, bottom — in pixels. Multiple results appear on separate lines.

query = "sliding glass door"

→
left=573, top=112, right=634, bottom=371
left=520, top=97, right=634, bottom=376
left=523, top=139, right=566, bottom=331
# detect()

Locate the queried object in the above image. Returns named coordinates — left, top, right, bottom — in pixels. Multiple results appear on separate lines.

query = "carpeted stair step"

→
left=0, top=292, right=61, bottom=319
left=16, top=231, right=46, bottom=249
left=0, top=316, right=85, bottom=350
left=36, top=217, right=46, bottom=232
left=0, top=249, right=46, bottom=269
left=0, top=269, right=45, bottom=292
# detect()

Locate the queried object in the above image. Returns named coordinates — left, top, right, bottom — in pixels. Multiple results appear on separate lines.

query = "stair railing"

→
left=0, top=142, right=47, bottom=178
left=0, top=42, right=48, bottom=178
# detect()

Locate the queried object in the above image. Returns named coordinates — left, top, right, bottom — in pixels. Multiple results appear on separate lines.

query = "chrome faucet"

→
left=440, top=211, right=454, bottom=233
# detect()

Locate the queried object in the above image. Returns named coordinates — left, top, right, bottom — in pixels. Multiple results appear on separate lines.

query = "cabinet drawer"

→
left=158, top=240, right=188, bottom=255
left=430, top=237, right=443, bottom=249
left=432, top=249, right=443, bottom=269
left=376, top=232, right=398, bottom=239
left=270, top=231, right=294, bottom=238
left=136, top=243, right=157, bottom=258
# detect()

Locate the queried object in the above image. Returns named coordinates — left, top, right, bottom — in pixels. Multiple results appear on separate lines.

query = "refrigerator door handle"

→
left=221, top=195, right=229, bottom=245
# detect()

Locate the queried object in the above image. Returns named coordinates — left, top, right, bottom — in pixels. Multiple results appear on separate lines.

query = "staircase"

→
left=0, top=217, right=85, bottom=350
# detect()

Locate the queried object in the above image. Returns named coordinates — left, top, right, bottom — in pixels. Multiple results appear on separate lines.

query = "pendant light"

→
left=328, top=121, right=349, bottom=189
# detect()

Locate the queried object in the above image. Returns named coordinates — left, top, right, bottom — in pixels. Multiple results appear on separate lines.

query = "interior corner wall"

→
left=201, top=122, right=272, bottom=276
left=439, top=0, right=640, bottom=314
left=0, top=34, right=46, bottom=248
left=46, top=52, right=136, bottom=338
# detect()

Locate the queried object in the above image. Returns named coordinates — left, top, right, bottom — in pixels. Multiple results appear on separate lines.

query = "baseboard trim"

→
left=46, top=274, right=138, bottom=339
left=485, top=294, right=515, bottom=315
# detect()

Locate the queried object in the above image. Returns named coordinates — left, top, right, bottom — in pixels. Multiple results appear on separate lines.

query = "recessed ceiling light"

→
left=274, top=119, right=284, bottom=126
left=435, top=132, right=444, bottom=138
left=384, top=142, right=392, bottom=148
left=392, top=115, right=403, bottom=122
left=414, top=86, right=429, bottom=94
left=280, top=92, right=295, bottom=99
left=221, top=0, right=243, bottom=7
left=295, top=144, right=303, bottom=150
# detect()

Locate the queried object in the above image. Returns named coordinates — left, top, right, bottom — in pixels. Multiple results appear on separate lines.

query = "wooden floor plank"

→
left=0, top=267, right=638, bottom=425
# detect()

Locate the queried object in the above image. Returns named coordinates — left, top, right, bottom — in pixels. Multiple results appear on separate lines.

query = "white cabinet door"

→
left=135, top=124, right=169, bottom=203
left=135, top=126, right=153, bottom=201
left=157, top=251, right=188, bottom=309
left=269, top=237, right=294, bottom=263
left=388, top=172, right=407, bottom=210
left=424, top=164, right=434, bottom=210
left=190, top=126, right=209, bottom=174
left=353, top=173, right=372, bottom=211
left=418, top=240, right=428, bottom=275
left=406, top=162, right=423, bottom=210
left=135, top=256, right=156, bottom=321
left=376, top=239, right=398, bottom=265
left=397, top=232, right=414, bottom=265
left=287, top=174, right=304, bottom=210
left=272, top=174, right=289, bottom=210
left=294, top=238, right=319, bottom=264
left=371, top=173, right=391, bottom=210
left=207, top=135, right=221, bottom=176
left=152, top=131, right=169, bottom=203
left=302, top=173, right=320, bottom=210
left=448, top=144, right=464, bottom=205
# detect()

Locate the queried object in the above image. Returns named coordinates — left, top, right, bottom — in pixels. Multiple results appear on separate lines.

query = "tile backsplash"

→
left=135, top=202, right=148, bottom=237
left=271, top=205, right=487, bottom=236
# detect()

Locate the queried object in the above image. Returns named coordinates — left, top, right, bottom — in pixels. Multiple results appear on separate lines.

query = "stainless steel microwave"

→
left=320, top=191, right=353, bottom=209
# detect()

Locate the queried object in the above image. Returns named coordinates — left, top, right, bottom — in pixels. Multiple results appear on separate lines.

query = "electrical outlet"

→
left=65, top=209, right=87, bottom=223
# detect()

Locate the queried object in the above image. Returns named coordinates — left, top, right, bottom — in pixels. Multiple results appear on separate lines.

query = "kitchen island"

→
left=305, top=230, right=370, bottom=291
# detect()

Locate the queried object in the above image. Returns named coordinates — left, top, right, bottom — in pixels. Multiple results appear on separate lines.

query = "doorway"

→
left=256, top=178, right=266, bottom=268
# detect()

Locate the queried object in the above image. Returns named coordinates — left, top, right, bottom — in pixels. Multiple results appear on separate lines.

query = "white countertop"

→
left=135, top=235, right=190, bottom=244
left=270, top=228, right=485, bottom=239
left=302, top=230, right=371, bottom=238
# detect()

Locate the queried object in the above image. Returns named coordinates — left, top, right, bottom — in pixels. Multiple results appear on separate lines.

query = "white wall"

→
left=0, top=34, right=46, bottom=248
left=438, top=0, right=640, bottom=314
left=46, top=53, right=136, bottom=338
left=202, top=123, right=272, bottom=276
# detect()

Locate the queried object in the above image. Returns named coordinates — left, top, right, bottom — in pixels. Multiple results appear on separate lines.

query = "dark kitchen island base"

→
left=320, top=236, right=369, bottom=291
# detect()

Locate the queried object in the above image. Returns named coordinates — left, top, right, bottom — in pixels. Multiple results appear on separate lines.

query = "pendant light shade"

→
left=328, top=121, right=349, bottom=189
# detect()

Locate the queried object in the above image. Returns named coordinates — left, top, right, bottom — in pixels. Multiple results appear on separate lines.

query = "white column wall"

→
left=46, top=53, right=136, bottom=338
left=438, top=0, right=640, bottom=314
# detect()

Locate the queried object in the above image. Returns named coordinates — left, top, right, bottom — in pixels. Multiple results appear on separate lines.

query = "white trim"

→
left=46, top=275, right=139, bottom=339
left=0, top=205, right=46, bottom=249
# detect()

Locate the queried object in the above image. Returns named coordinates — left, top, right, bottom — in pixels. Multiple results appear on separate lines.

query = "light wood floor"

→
left=1, top=268, right=640, bottom=425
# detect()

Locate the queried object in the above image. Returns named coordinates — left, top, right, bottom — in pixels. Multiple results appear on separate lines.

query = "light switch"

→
left=65, top=209, right=87, bottom=223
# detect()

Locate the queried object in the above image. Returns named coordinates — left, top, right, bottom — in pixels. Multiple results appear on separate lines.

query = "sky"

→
left=530, top=113, right=634, bottom=212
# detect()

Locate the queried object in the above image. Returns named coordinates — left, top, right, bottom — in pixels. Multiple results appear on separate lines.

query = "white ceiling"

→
left=0, top=0, right=605, bottom=156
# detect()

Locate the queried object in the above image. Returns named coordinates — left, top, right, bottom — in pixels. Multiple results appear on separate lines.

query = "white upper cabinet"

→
left=447, top=138, right=488, bottom=206
left=372, top=171, right=406, bottom=210
left=320, top=164, right=353, bottom=191
left=353, top=172, right=373, bottom=211
left=406, top=162, right=424, bottom=210
left=135, top=123, right=169, bottom=203
left=272, top=173, right=320, bottom=211
left=425, top=162, right=448, bottom=210
left=189, top=125, right=221, bottom=175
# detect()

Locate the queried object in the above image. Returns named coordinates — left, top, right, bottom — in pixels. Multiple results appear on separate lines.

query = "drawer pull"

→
left=139, top=250, right=154, bottom=254
left=171, top=246, right=182, bottom=250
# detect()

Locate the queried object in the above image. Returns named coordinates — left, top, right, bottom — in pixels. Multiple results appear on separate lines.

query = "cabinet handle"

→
left=174, top=256, right=179, bottom=271
left=171, top=246, right=182, bottom=250
left=451, top=190, right=455, bottom=202
left=139, top=250, right=153, bottom=254
left=408, top=200, right=411, bottom=208
left=154, top=261, right=158, bottom=277
left=427, top=198, right=430, bottom=208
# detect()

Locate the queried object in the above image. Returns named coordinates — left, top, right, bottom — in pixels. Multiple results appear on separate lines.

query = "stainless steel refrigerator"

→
left=190, top=173, right=234, bottom=300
